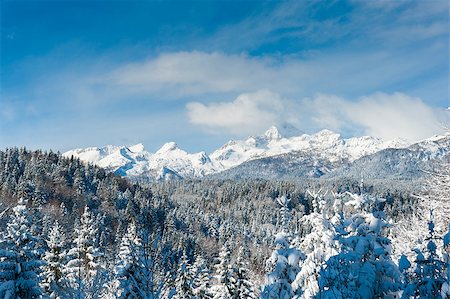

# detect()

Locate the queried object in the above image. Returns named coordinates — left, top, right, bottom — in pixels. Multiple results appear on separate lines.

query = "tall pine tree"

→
left=191, top=254, right=212, bottom=299
left=65, top=206, right=101, bottom=298
left=231, top=245, right=256, bottom=299
left=0, top=198, right=43, bottom=298
left=41, top=220, right=69, bottom=298
left=261, top=196, right=303, bottom=299
left=172, top=250, right=195, bottom=298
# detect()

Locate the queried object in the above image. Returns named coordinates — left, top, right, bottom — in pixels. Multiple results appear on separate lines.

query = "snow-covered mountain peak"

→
left=264, top=125, right=283, bottom=140
left=156, top=142, right=180, bottom=154
left=64, top=145, right=121, bottom=164
left=383, top=137, right=410, bottom=148
left=128, top=143, right=145, bottom=153
left=263, top=124, right=303, bottom=140
left=313, top=129, right=341, bottom=141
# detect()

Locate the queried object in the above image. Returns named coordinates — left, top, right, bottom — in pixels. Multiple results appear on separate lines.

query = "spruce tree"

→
left=132, top=230, right=161, bottom=298
left=212, top=244, right=234, bottom=299
left=191, top=255, right=212, bottom=299
left=65, top=206, right=100, bottom=298
left=291, top=192, right=340, bottom=298
left=41, top=220, right=69, bottom=298
left=231, top=245, right=256, bottom=299
left=417, top=158, right=450, bottom=235
left=402, top=215, right=449, bottom=298
left=261, top=196, right=302, bottom=299
left=172, top=250, right=195, bottom=298
left=115, top=222, right=140, bottom=298
left=0, top=198, right=43, bottom=298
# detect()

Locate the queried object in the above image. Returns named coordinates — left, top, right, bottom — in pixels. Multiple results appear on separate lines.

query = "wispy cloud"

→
left=106, top=45, right=446, bottom=104
left=206, top=0, right=448, bottom=53
left=108, top=52, right=277, bottom=96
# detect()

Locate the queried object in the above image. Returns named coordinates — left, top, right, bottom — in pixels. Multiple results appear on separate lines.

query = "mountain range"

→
left=63, top=126, right=449, bottom=181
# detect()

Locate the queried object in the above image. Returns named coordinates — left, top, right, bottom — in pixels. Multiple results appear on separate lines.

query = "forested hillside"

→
left=0, top=147, right=448, bottom=298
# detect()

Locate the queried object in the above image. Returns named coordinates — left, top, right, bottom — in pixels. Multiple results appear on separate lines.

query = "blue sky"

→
left=1, top=0, right=449, bottom=153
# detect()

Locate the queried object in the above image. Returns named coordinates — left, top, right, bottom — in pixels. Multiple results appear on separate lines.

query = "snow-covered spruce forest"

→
left=0, top=147, right=449, bottom=298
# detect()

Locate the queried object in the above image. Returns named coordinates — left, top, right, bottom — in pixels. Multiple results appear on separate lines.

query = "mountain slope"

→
left=209, top=151, right=344, bottom=180
left=214, top=134, right=450, bottom=180
left=325, top=134, right=450, bottom=180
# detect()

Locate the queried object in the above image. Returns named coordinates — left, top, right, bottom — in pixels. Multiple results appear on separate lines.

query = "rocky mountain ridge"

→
left=63, top=126, right=448, bottom=181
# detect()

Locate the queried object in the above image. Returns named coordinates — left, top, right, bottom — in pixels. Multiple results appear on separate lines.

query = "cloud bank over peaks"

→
left=347, top=93, right=441, bottom=141
left=186, top=90, right=284, bottom=135
left=187, top=90, right=445, bottom=142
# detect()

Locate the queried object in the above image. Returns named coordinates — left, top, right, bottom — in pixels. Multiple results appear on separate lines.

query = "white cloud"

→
left=303, top=92, right=442, bottom=141
left=186, top=90, right=284, bottom=135
left=187, top=91, right=444, bottom=142
left=347, top=93, right=440, bottom=141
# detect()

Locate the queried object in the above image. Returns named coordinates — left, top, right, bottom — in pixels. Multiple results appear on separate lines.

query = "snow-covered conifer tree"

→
left=191, top=255, right=212, bottom=299
left=0, top=198, right=43, bottom=298
left=132, top=223, right=162, bottom=298
left=441, top=222, right=450, bottom=298
left=261, top=196, right=302, bottom=299
left=41, top=220, right=69, bottom=298
left=278, top=196, right=291, bottom=233
left=141, top=234, right=162, bottom=297
left=114, top=222, right=139, bottom=298
left=231, top=245, right=256, bottom=298
left=402, top=214, right=449, bottom=298
left=291, top=189, right=340, bottom=299
left=212, top=243, right=234, bottom=299
left=318, top=195, right=402, bottom=298
left=172, top=250, right=195, bottom=298
left=114, top=220, right=163, bottom=299
left=65, top=206, right=101, bottom=298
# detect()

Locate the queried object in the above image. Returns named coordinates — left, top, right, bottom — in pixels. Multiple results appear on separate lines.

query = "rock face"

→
left=63, top=126, right=449, bottom=181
